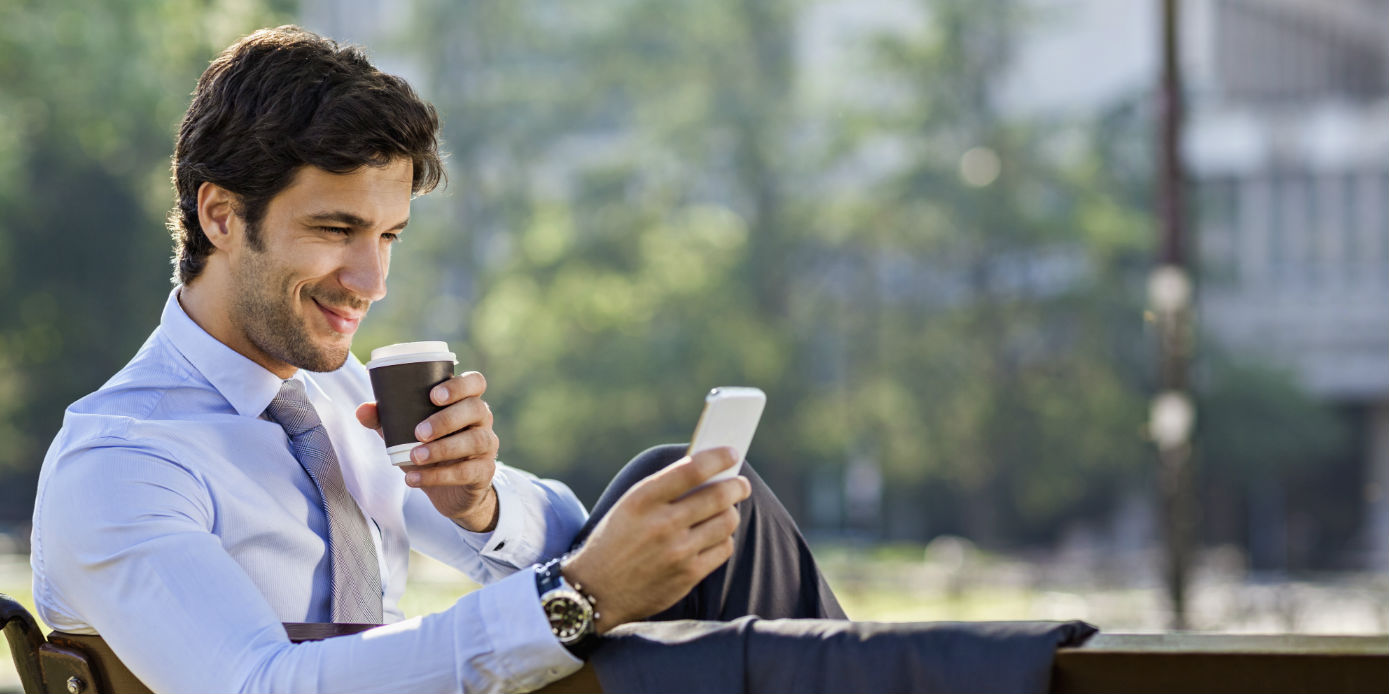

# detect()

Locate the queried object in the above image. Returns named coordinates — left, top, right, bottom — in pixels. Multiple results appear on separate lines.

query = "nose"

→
left=340, top=237, right=389, bottom=303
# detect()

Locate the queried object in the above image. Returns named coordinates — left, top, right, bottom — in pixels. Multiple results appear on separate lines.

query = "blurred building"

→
left=1003, top=0, right=1389, bottom=571
left=1190, top=0, right=1389, bottom=402
left=1192, top=0, right=1389, bottom=573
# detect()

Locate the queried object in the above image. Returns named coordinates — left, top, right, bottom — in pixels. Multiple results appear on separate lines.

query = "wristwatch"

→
left=535, top=558, right=599, bottom=658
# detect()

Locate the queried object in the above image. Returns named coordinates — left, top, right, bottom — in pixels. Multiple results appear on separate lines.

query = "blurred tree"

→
left=378, top=0, right=1159, bottom=538
left=383, top=0, right=812, bottom=505
left=794, top=0, right=1154, bottom=544
left=1196, top=352, right=1353, bottom=569
left=365, top=0, right=1352, bottom=554
left=1200, top=358, right=1348, bottom=491
left=0, top=0, right=292, bottom=523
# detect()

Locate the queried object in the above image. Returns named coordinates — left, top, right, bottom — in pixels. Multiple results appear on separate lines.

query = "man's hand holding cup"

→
left=357, top=341, right=500, bottom=532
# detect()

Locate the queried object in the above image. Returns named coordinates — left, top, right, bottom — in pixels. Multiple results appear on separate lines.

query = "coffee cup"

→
left=366, top=341, right=458, bottom=465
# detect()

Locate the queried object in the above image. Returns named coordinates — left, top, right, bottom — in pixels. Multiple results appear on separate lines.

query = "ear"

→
left=196, top=181, right=242, bottom=252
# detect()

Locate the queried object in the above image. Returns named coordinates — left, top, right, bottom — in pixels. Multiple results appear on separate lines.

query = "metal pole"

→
left=1153, top=0, right=1195, bottom=631
left=1159, top=0, right=1185, bottom=269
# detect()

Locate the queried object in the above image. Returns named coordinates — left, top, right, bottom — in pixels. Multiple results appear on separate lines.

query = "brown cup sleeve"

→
left=368, top=361, right=456, bottom=448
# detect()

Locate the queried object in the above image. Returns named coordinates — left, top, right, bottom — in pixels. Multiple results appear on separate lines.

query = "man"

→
left=30, top=25, right=842, bottom=694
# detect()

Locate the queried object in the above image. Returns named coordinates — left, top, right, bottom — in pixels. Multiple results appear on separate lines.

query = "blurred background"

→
left=1, top=1, right=1387, bottom=677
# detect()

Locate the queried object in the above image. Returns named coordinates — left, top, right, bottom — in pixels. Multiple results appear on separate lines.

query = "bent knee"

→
left=623, top=443, right=689, bottom=480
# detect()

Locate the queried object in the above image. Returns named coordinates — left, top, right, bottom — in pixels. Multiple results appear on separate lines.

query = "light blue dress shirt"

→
left=30, top=288, right=590, bottom=693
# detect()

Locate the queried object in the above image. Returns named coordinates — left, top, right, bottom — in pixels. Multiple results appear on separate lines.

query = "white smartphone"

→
left=686, top=386, right=766, bottom=486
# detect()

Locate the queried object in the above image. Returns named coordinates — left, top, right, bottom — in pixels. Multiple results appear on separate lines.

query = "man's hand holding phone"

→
left=561, top=447, right=750, bottom=632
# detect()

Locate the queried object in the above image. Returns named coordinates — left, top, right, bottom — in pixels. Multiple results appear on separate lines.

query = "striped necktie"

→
left=265, top=379, right=383, bottom=624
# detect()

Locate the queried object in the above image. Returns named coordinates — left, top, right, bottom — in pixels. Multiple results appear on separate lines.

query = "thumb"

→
left=355, top=402, right=383, bottom=437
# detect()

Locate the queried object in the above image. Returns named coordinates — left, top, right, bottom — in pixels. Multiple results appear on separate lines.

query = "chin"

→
left=306, top=346, right=353, bottom=373
left=277, top=335, right=353, bottom=373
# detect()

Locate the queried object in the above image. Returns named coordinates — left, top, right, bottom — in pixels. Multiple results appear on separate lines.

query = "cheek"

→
left=294, top=250, right=350, bottom=289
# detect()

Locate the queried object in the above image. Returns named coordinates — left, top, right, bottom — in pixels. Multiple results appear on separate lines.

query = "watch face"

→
left=544, top=593, right=591, bottom=642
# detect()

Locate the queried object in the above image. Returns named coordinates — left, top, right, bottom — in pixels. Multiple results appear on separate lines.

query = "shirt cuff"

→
left=472, top=567, right=584, bottom=691
left=454, top=464, right=537, bottom=563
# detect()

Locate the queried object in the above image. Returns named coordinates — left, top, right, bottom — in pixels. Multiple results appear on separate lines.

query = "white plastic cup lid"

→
left=366, top=341, right=458, bottom=369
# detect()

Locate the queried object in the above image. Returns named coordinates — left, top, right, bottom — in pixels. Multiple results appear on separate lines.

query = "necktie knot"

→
left=265, top=379, right=321, bottom=437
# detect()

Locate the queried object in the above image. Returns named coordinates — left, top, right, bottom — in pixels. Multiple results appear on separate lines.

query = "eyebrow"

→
left=302, top=211, right=410, bottom=231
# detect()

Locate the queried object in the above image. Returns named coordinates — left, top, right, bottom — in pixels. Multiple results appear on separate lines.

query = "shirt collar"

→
left=160, top=286, right=294, bottom=418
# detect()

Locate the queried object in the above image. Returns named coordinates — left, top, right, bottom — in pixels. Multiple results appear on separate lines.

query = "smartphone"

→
left=686, top=387, right=766, bottom=486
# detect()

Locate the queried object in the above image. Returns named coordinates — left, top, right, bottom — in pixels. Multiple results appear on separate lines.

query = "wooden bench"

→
left=6, top=594, right=1386, bottom=692
left=1052, top=633, right=1389, bottom=693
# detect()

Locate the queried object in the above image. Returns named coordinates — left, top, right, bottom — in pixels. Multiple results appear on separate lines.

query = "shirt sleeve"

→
left=34, top=443, right=582, bottom=694
left=403, top=461, right=589, bottom=584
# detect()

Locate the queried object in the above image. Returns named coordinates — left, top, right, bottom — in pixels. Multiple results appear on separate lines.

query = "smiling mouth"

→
left=313, top=299, right=364, bottom=335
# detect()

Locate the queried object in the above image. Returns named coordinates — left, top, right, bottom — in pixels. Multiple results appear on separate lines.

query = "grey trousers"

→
left=571, top=443, right=847, bottom=622
left=572, top=445, right=1097, bottom=693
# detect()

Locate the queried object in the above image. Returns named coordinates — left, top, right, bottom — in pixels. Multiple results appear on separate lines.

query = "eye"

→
left=382, top=232, right=402, bottom=243
left=317, top=226, right=351, bottom=235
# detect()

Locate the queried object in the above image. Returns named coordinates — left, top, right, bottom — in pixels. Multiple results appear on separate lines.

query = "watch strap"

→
left=536, top=558, right=599, bottom=658
left=535, top=557, right=566, bottom=595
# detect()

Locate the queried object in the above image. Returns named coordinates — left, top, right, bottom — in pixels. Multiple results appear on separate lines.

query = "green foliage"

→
left=782, top=0, right=1157, bottom=543
left=0, top=0, right=293, bottom=514
left=360, top=0, right=1167, bottom=542
left=1198, top=355, right=1351, bottom=481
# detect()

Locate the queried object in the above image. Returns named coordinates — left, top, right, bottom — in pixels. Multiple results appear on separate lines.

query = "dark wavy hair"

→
left=168, top=25, right=444, bottom=284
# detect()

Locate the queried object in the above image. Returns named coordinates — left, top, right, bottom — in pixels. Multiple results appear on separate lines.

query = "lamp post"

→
left=1153, top=0, right=1195, bottom=630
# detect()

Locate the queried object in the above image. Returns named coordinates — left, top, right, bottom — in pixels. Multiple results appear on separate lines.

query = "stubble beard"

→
left=232, top=247, right=364, bottom=374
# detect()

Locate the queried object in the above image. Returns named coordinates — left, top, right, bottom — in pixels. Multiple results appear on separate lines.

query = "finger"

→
left=416, top=396, right=493, bottom=443
left=637, top=448, right=739, bottom=503
left=691, top=535, right=737, bottom=576
left=354, top=402, right=382, bottom=433
left=669, top=477, right=750, bottom=526
left=400, top=457, right=496, bottom=489
left=410, top=426, right=499, bottom=466
left=687, top=506, right=741, bottom=553
left=430, top=371, right=487, bottom=407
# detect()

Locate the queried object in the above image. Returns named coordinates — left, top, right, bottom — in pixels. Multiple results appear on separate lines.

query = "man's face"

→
left=230, top=159, right=412, bottom=373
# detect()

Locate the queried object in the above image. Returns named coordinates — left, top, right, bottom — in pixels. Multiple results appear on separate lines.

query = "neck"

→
left=180, top=273, right=297, bottom=380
